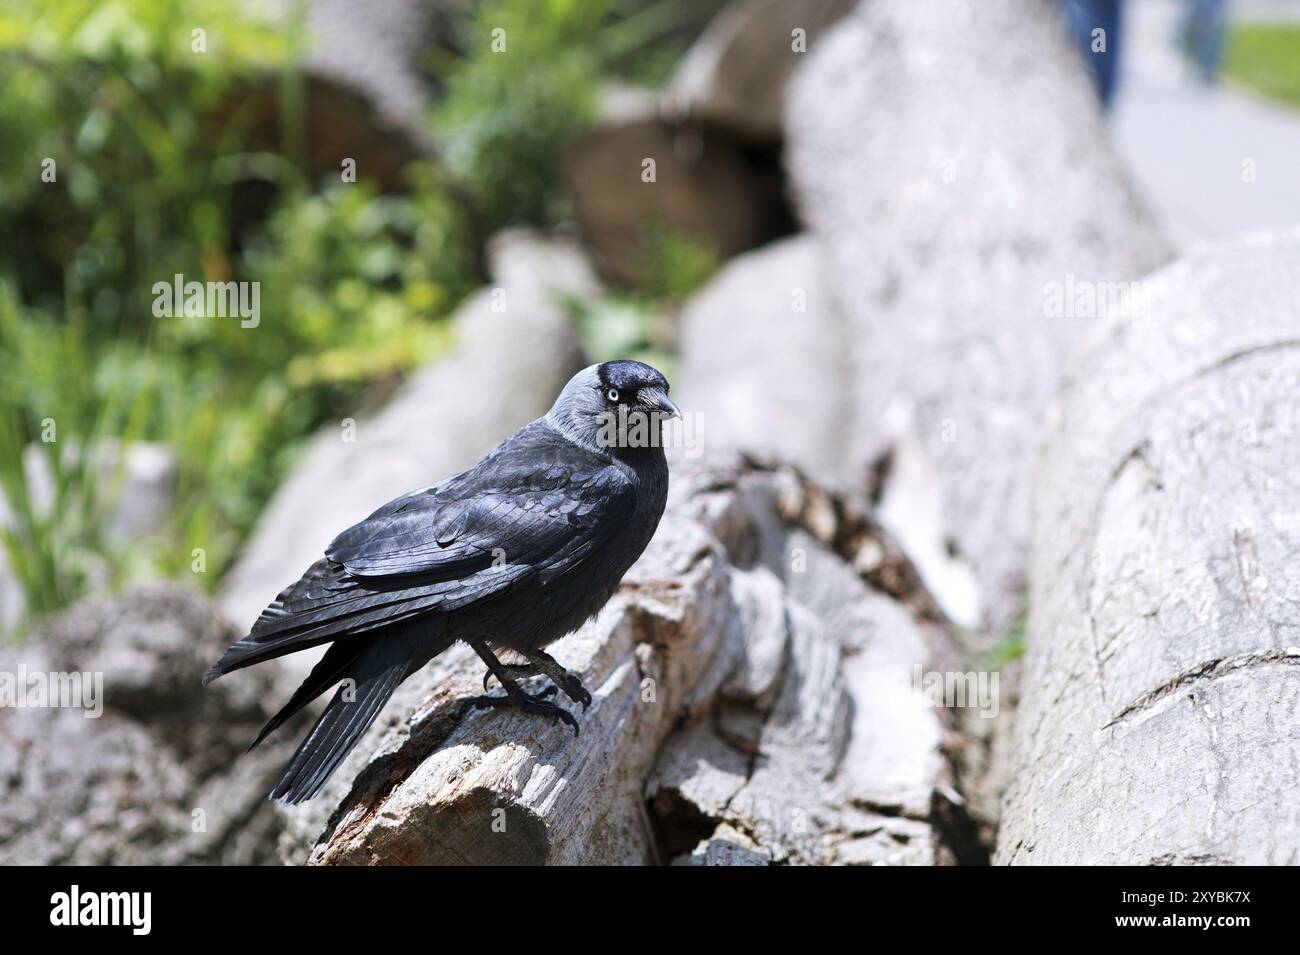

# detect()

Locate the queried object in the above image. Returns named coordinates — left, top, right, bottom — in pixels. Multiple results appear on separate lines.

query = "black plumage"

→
left=204, top=360, right=678, bottom=803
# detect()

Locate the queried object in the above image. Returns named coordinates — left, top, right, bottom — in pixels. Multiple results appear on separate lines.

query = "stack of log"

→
left=7, top=0, right=1299, bottom=868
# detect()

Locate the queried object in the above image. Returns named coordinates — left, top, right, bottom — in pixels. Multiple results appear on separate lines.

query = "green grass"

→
left=0, top=288, right=155, bottom=622
left=1223, top=23, right=1300, bottom=110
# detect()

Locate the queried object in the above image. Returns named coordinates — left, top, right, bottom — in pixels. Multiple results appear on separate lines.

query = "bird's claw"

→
left=457, top=687, right=579, bottom=736
left=478, top=662, right=592, bottom=711
left=555, top=673, right=592, bottom=711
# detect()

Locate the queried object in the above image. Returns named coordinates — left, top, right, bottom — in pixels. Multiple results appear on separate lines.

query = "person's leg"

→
left=1064, top=0, right=1124, bottom=109
left=1192, top=0, right=1228, bottom=83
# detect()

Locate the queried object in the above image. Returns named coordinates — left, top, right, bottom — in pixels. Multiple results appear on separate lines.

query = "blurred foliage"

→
left=431, top=0, right=711, bottom=233
left=565, top=224, right=713, bottom=384
left=637, top=224, right=718, bottom=302
left=1223, top=23, right=1300, bottom=109
left=0, top=289, right=146, bottom=619
left=570, top=297, right=675, bottom=382
left=0, top=1, right=470, bottom=626
left=0, top=0, right=289, bottom=318
left=432, top=0, right=608, bottom=230
left=0, top=0, right=714, bottom=631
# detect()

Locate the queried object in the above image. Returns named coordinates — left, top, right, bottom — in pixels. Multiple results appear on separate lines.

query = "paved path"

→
left=1111, top=0, right=1300, bottom=248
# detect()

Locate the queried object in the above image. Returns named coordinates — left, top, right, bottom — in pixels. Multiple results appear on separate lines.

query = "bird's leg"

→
left=481, top=662, right=544, bottom=689
left=459, top=638, right=579, bottom=735
left=480, top=649, right=593, bottom=710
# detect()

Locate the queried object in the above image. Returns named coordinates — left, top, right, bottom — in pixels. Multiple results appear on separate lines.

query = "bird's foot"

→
left=548, top=669, right=593, bottom=710
left=457, top=685, right=580, bottom=735
left=481, top=653, right=592, bottom=711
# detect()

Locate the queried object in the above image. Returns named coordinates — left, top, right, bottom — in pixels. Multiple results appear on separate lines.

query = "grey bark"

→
left=998, top=229, right=1300, bottom=864
left=677, top=236, right=854, bottom=489
left=0, top=586, right=304, bottom=865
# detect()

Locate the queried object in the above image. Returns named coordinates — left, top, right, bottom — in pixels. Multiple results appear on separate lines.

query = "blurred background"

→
left=1, top=0, right=1298, bottom=636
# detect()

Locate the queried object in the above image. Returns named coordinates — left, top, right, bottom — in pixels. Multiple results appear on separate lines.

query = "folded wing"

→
left=204, top=423, right=633, bottom=682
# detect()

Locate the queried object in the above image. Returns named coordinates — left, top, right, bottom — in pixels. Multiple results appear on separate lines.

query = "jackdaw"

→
left=203, top=360, right=679, bottom=803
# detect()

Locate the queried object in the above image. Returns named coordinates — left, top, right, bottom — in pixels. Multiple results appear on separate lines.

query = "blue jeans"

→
left=1063, top=0, right=1123, bottom=109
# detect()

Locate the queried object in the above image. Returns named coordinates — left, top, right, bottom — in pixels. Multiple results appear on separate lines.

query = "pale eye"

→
left=606, top=388, right=620, bottom=402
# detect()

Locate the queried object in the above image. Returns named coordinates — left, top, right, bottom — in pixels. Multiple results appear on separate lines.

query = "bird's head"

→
left=546, top=360, right=680, bottom=455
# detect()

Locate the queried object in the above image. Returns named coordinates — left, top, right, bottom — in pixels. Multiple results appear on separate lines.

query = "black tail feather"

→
left=270, top=634, right=413, bottom=805
left=246, top=639, right=365, bottom=753
left=201, top=594, right=438, bottom=684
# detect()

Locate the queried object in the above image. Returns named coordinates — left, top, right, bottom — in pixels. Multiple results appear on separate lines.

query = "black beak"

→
left=641, top=387, right=681, bottom=419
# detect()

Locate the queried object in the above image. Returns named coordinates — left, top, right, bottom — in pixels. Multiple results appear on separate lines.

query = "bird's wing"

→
left=324, top=426, right=635, bottom=585
left=206, top=425, right=635, bottom=680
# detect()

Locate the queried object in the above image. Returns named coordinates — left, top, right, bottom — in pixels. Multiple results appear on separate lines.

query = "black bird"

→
left=204, top=359, right=679, bottom=803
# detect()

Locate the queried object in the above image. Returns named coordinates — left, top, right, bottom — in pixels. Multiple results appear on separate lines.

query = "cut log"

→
left=663, top=0, right=857, bottom=140
left=0, top=586, right=305, bottom=864
left=676, top=236, right=852, bottom=488
left=784, top=0, right=1171, bottom=632
left=563, top=103, right=788, bottom=289
left=998, top=229, right=1300, bottom=864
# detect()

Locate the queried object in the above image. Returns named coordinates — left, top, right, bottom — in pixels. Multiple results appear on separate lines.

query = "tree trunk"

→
left=781, top=0, right=1170, bottom=632
left=998, top=230, right=1300, bottom=864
